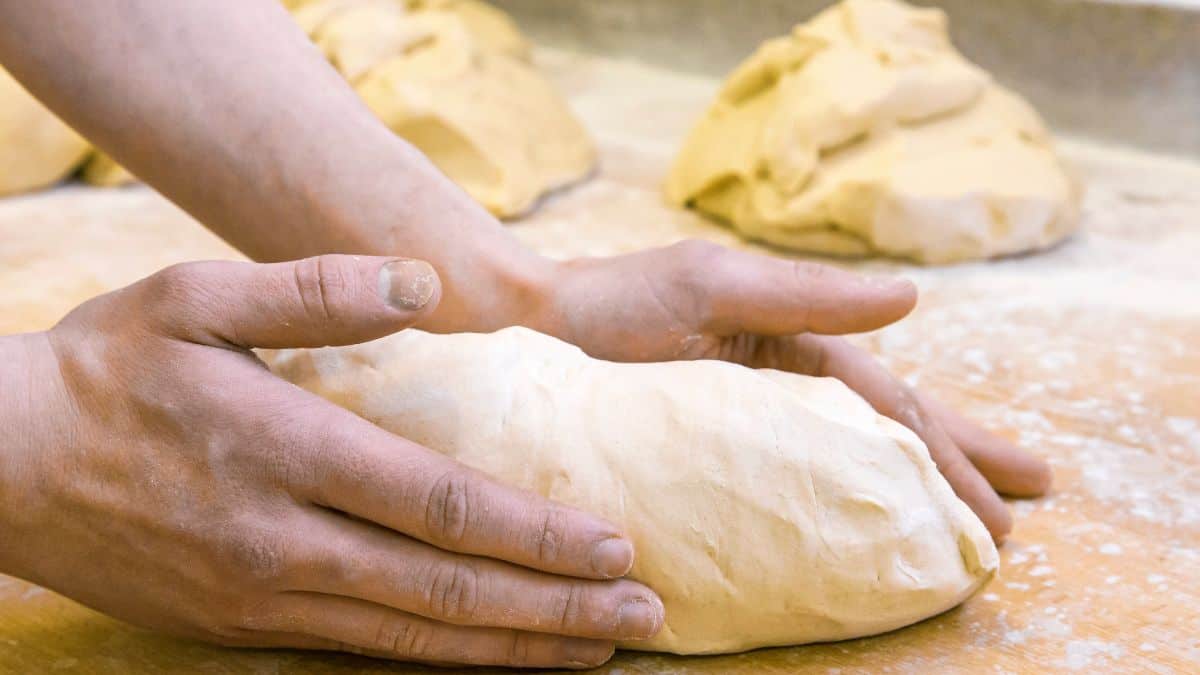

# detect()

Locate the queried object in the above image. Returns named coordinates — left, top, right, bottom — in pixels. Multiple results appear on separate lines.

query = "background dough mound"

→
left=0, top=68, right=90, bottom=196
left=268, top=327, right=998, bottom=655
left=665, top=0, right=1080, bottom=264
left=298, top=0, right=595, bottom=217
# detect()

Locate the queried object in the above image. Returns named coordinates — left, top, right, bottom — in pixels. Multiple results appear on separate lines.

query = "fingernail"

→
left=591, top=537, right=634, bottom=578
left=380, top=259, right=437, bottom=310
left=618, top=597, right=663, bottom=640
left=564, top=642, right=615, bottom=669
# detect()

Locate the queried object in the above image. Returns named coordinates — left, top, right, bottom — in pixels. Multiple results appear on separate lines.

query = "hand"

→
left=0, top=255, right=663, bottom=668
left=537, top=241, right=1052, bottom=542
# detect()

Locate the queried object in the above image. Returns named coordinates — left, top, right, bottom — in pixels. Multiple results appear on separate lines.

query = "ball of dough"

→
left=298, top=0, right=594, bottom=217
left=268, top=327, right=998, bottom=655
left=665, top=0, right=1080, bottom=264
left=0, top=67, right=90, bottom=197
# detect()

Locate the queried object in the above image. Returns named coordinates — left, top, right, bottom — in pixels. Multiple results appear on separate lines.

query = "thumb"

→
left=141, top=254, right=442, bottom=349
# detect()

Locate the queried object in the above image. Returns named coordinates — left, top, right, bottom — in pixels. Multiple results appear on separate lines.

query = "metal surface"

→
left=490, top=0, right=1200, bottom=157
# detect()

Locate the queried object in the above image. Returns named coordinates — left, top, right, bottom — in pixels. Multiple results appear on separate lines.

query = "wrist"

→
left=0, top=331, right=60, bottom=579
left=519, top=256, right=590, bottom=344
left=323, top=134, right=565, bottom=334
left=417, top=240, right=561, bottom=335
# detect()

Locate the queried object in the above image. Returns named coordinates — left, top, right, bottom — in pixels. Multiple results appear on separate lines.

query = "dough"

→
left=408, top=0, right=531, bottom=59
left=81, top=151, right=136, bottom=188
left=297, top=0, right=594, bottom=216
left=268, top=327, right=998, bottom=654
left=0, top=67, right=90, bottom=197
left=665, top=0, right=1079, bottom=264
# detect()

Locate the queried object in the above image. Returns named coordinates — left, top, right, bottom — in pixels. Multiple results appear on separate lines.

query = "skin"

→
left=0, top=0, right=1051, bottom=668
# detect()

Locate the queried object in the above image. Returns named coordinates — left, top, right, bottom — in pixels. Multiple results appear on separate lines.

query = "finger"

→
left=208, top=624, right=467, bottom=665
left=794, top=335, right=1012, bottom=542
left=278, top=391, right=637, bottom=580
left=136, top=255, right=441, bottom=349
left=294, top=507, right=663, bottom=640
left=224, top=630, right=479, bottom=666
left=669, top=240, right=917, bottom=336
left=211, top=629, right=342, bottom=652
left=251, top=592, right=616, bottom=669
left=917, top=394, right=1053, bottom=498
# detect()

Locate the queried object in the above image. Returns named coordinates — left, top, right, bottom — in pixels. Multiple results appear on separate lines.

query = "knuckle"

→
left=549, top=582, right=586, bottom=633
left=137, top=261, right=241, bottom=342
left=290, top=255, right=355, bottom=326
left=506, top=631, right=535, bottom=666
left=224, top=595, right=294, bottom=636
left=666, top=239, right=730, bottom=323
left=893, top=388, right=929, bottom=434
left=533, top=506, right=569, bottom=567
left=143, top=261, right=212, bottom=308
left=223, top=530, right=289, bottom=584
left=425, top=560, right=481, bottom=622
left=670, top=240, right=723, bottom=287
left=670, top=238, right=723, bottom=264
left=423, top=470, right=474, bottom=547
left=375, top=615, right=432, bottom=658
left=257, top=401, right=336, bottom=491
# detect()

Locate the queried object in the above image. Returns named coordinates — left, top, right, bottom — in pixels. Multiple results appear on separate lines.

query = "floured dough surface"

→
left=665, top=0, right=1080, bottom=264
left=297, top=0, right=595, bottom=216
left=0, top=67, right=90, bottom=196
left=268, top=327, right=998, bottom=654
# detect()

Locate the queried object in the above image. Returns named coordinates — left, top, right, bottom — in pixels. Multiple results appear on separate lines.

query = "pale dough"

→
left=296, top=0, right=594, bottom=217
left=268, top=327, right=998, bottom=654
left=0, top=67, right=90, bottom=196
left=665, top=0, right=1080, bottom=264
left=81, top=151, right=136, bottom=188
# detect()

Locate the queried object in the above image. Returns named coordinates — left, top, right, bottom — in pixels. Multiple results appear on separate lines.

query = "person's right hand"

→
left=0, top=254, right=662, bottom=668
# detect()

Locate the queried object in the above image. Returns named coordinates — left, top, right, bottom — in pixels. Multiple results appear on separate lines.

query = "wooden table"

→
left=1, top=50, right=1197, bottom=673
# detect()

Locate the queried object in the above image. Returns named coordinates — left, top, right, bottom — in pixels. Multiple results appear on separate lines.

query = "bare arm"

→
left=0, top=0, right=551, bottom=332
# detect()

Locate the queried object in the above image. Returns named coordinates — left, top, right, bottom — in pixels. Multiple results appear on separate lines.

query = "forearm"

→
left=0, top=0, right=555, bottom=332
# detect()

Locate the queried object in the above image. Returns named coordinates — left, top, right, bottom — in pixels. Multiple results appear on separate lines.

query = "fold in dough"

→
left=298, top=0, right=594, bottom=216
left=666, top=0, right=1079, bottom=264
left=267, top=327, right=998, bottom=654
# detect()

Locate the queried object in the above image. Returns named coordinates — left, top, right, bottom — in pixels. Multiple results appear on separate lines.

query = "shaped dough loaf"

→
left=666, top=0, right=1079, bottom=264
left=0, top=67, right=90, bottom=196
left=268, top=327, right=998, bottom=654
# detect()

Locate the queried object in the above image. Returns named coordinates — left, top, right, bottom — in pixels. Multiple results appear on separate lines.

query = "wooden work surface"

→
left=1, top=50, right=1198, bottom=674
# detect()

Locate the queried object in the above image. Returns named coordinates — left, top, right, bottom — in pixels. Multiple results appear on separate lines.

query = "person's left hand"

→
left=535, top=240, right=1052, bottom=543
